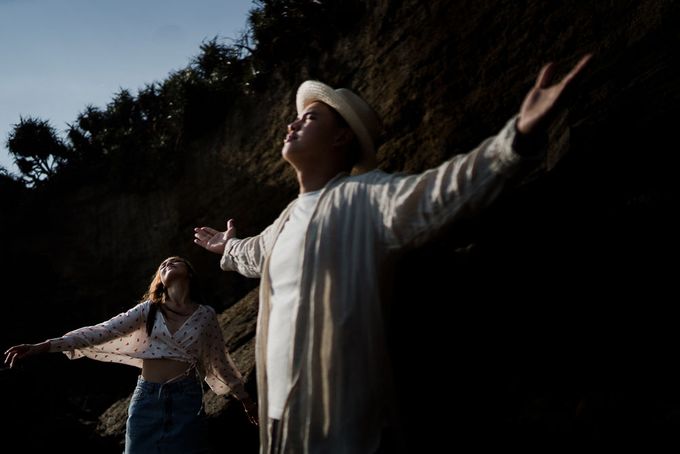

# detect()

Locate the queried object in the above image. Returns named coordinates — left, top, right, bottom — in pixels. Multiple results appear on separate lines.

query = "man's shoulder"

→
left=337, top=169, right=392, bottom=186
left=321, top=170, right=397, bottom=205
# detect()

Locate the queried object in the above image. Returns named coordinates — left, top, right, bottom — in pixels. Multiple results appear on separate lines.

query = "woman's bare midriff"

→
left=142, top=358, right=193, bottom=383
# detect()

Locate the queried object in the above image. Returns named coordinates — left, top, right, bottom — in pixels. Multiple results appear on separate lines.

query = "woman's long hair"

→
left=141, top=256, right=204, bottom=335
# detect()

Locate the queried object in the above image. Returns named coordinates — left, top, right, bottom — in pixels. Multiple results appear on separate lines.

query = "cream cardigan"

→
left=222, top=117, right=524, bottom=453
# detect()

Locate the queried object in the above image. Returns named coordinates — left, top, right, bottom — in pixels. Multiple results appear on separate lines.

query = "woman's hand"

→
left=4, top=341, right=50, bottom=368
left=240, top=395, right=259, bottom=426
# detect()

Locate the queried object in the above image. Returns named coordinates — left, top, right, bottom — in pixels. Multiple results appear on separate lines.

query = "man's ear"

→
left=333, top=127, right=355, bottom=149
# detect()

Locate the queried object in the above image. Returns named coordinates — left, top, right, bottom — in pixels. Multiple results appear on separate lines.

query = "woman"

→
left=4, top=256, right=257, bottom=454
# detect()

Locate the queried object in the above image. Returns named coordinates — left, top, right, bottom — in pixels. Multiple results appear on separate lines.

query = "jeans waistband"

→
left=136, top=373, right=200, bottom=394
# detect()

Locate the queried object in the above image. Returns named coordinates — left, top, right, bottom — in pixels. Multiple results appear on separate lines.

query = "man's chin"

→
left=282, top=144, right=297, bottom=161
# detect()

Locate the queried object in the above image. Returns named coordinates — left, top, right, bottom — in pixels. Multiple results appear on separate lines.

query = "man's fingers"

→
left=193, top=230, right=217, bottom=249
left=194, top=230, right=211, bottom=241
left=193, top=233, right=208, bottom=244
left=560, top=53, right=592, bottom=88
left=192, top=227, right=218, bottom=236
left=535, top=62, right=555, bottom=89
left=536, top=54, right=591, bottom=90
left=194, top=221, right=232, bottom=253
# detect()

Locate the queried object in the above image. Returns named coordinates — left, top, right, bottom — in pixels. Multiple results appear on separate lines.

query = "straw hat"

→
left=296, top=80, right=381, bottom=173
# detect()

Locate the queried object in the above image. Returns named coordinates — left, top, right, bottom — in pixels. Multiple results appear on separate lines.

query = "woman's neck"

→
left=164, top=282, right=191, bottom=307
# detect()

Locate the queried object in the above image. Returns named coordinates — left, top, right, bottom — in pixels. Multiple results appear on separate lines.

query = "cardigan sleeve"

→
left=373, top=116, right=524, bottom=249
left=219, top=235, right=268, bottom=278
left=201, top=307, right=248, bottom=399
left=48, top=302, right=148, bottom=352
left=220, top=202, right=294, bottom=278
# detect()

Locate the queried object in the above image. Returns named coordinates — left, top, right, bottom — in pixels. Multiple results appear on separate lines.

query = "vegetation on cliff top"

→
left=1, top=0, right=361, bottom=190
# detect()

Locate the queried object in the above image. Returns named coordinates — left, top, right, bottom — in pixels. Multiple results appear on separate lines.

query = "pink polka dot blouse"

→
left=48, top=301, right=247, bottom=398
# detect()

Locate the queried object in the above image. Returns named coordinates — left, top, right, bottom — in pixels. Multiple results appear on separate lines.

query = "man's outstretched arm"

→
left=375, top=55, right=592, bottom=248
left=194, top=217, right=283, bottom=278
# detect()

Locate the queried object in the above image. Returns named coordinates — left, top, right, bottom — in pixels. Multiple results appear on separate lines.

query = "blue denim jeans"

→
left=125, top=375, right=211, bottom=454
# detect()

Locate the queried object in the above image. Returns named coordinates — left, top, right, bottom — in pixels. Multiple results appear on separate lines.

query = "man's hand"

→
left=193, top=219, right=237, bottom=255
left=517, top=54, right=592, bottom=136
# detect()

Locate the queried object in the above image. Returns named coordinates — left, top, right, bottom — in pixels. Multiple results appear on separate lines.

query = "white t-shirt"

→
left=267, top=189, right=321, bottom=419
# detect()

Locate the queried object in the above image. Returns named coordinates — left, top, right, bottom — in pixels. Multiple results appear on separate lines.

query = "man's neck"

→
left=296, top=167, right=343, bottom=194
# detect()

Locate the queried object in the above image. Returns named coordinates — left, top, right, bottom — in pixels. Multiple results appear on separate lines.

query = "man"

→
left=194, top=55, right=591, bottom=453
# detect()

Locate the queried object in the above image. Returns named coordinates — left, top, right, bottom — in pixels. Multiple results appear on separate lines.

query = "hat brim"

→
left=296, top=81, right=377, bottom=173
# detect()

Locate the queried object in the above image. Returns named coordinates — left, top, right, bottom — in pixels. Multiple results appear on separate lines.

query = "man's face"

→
left=282, top=101, right=343, bottom=167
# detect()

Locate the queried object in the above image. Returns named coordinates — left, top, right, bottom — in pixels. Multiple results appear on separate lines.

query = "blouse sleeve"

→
left=201, top=307, right=248, bottom=399
left=48, top=302, right=148, bottom=352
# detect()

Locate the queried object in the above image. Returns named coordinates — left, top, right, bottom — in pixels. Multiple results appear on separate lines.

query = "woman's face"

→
left=159, top=257, right=190, bottom=287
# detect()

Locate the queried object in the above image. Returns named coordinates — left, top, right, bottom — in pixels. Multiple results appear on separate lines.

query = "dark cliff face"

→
left=2, top=0, right=680, bottom=451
